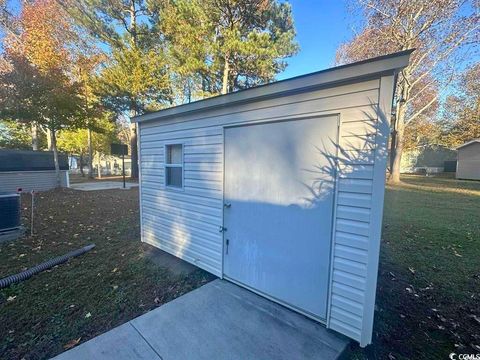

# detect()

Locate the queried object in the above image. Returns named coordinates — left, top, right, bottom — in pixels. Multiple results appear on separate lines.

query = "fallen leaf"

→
left=85, top=312, right=91, bottom=319
left=112, top=285, right=118, bottom=290
left=408, top=267, right=415, bottom=274
left=63, top=338, right=81, bottom=350
left=7, top=296, right=16, bottom=302
left=112, top=268, right=118, bottom=273
left=470, top=315, right=480, bottom=324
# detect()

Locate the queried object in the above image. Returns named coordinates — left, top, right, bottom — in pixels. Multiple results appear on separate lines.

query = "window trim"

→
left=164, top=143, right=184, bottom=191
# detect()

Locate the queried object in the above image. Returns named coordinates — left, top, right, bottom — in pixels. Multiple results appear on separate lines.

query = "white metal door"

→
left=223, top=116, right=339, bottom=320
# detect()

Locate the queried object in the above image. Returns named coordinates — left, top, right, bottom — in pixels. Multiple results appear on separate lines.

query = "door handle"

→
left=224, top=203, right=231, bottom=208
left=219, top=226, right=227, bottom=233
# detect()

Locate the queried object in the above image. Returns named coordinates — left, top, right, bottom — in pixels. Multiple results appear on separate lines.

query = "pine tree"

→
left=157, top=0, right=298, bottom=97
left=62, top=0, right=173, bottom=179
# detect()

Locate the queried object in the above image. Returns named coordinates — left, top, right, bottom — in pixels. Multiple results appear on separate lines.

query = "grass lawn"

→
left=0, top=188, right=213, bottom=360
left=0, top=176, right=478, bottom=359
left=353, top=175, right=480, bottom=359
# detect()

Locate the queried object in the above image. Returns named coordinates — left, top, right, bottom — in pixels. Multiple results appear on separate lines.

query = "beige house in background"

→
left=456, top=139, right=480, bottom=180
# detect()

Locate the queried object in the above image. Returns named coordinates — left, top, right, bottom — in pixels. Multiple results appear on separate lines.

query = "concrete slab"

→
left=69, top=182, right=138, bottom=191
left=52, top=322, right=161, bottom=360
left=52, top=280, right=350, bottom=360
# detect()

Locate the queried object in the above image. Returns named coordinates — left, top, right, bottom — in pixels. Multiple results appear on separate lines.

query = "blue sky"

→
left=1, top=0, right=354, bottom=72
left=1, top=0, right=475, bottom=82
left=278, top=0, right=353, bottom=80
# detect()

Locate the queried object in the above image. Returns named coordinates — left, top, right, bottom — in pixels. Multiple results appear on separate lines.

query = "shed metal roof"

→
left=133, top=49, right=413, bottom=124
left=457, top=139, right=480, bottom=150
left=0, top=149, right=69, bottom=172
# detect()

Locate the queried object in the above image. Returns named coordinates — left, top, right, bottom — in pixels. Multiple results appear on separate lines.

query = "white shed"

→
left=133, top=50, right=413, bottom=346
left=456, top=139, right=480, bottom=180
left=0, top=150, right=69, bottom=192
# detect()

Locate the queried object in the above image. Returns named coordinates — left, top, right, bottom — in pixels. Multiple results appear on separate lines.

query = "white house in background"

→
left=133, top=50, right=413, bottom=347
left=457, top=139, right=480, bottom=180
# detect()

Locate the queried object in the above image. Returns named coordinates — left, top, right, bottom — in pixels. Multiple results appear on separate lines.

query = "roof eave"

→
left=133, top=49, right=414, bottom=124
left=457, top=139, right=480, bottom=149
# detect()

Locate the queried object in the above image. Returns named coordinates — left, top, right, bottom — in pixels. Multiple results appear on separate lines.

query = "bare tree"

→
left=0, top=0, right=18, bottom=39
left=337, top=0, right=479, bottom=183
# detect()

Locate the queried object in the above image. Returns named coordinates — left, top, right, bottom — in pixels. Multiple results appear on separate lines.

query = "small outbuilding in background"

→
left=456, top=139, right=480, bottom=180
left=0, top=150, right=69, bottom=192
left=134, top=50, right=413, bottom=347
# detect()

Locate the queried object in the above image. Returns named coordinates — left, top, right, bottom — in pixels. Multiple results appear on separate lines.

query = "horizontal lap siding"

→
left=0, top=171, right=68, bottom=192
left=140, top=125, right=225, bottom=277
left=138, top=78, right=381, bottom=340
left=328, top=86, right=379, bottom=343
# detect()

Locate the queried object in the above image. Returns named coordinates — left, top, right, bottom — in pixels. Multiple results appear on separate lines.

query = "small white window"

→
left=165, top=144, right=183, bottom=188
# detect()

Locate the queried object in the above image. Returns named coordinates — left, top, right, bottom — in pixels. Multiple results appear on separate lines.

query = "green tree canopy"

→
left=157, top=0, right=299, bottom=97
left=96, top=46, right=172, bottom=114
left=62, top=0, right=173, bottom=178
left=57, top=116, right=117, bottom=156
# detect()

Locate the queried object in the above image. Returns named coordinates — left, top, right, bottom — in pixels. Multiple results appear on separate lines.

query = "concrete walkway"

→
left=53, top=280, right=349, bottom=360
left=70, top=181, right=138, bottom=191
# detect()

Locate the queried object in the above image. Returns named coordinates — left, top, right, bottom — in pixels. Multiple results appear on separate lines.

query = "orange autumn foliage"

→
left=6, top=0, right=75, bottom=74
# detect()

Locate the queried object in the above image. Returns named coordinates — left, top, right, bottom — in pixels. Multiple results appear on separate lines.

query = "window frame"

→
left=164, top=142, right=184, bottom=191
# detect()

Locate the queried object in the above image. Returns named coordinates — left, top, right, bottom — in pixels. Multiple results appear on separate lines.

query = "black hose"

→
left=0, top=244, right=95, bottom=289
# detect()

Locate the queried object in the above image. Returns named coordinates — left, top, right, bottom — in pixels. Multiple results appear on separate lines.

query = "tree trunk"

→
left=50, top=129, right=61, bottom=187
left=129, top=1, right=137, bottom=47
left=87, top=127, right=94, bottom=179
left=46, top=130, right=53, bottom=151
left=389, top=103, right=407, bottom=184
left=79, top=153, right=85, bottom=177
left=221, top=53, right=230, bottom=95
left=389, top=125, right=396, bottom=173
left=126, top=2, right=139, bottom=180
left=130, top=120, right=139, bottom=179
left=389, top=72, right=411, bottom=184
left=96, top=152, right=102, bottom=179
left=31, top=122, right=39, bottom=151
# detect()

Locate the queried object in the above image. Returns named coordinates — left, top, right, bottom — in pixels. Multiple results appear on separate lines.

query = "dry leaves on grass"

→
left=63, top=338, right=81, bottom=350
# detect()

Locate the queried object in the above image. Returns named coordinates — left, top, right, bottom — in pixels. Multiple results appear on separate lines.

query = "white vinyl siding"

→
left=138, top=74, right=396, bottom=346
left=0, top=170, right=69, bottom=192
left=456, top=142, right=480, bottom=180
